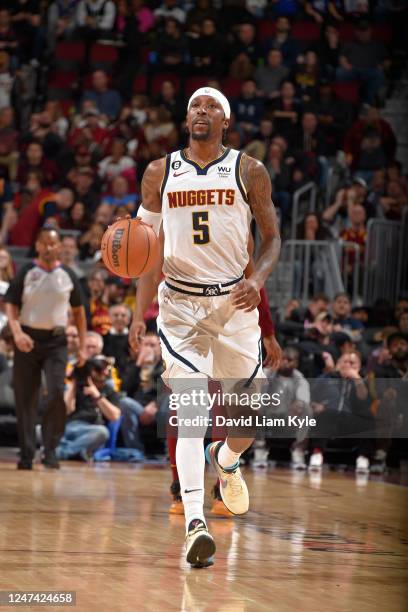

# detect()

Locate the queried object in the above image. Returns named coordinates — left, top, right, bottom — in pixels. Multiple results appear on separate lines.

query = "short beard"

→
left=191, top=131, right=210, bottom=141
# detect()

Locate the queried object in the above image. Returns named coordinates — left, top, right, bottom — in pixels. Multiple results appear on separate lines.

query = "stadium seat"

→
left=55, top=41, right=86, bottom=66
left=291, top=22, right=320, bottom=42
left=185, top=76, right=208, bottom=97
left=133, top=74, right=147, bottom=94
left=222, top=77, right=242, bottom=98
left=48, top=70, right=78, bottom=90
left=339, top=22, right=355, bottom=42
left=151, top=73, right=181, bottom=96
left=90, top=43, right=119, bottom=70
left=333, top=81, right=360, bottom=105
left=258, top=20, right=277, bottom=43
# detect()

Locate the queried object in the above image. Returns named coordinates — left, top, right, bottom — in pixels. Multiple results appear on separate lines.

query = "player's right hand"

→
left=14, top=331, right=34, bottom=353
left=129, top=319, right=146, bottom=353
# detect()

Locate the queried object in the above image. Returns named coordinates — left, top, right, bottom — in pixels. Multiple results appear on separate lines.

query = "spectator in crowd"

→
left=69, top=107, right=109, bottom=156
left=344, top=106, right=397, bottom=183
left=297, top=212, right=331, bottom=241
left=0, top=51, right=14, bottom=110
left=229, top=22, right=261, bottom=78
left=143, top=106, right=178, bottom=151
left=60, top=200, right=91, bottom=233
left=254, top=49, right=289, bottom=98
left=323, top=178, right=374, bottom=234
left=186, top=0, right=219, bottom=33
left=265, top=138, right=292, bottom=227
left=86, top=268, right=111, bottom=335
left=60, top=235, right=86, bottom=281
left=0, top=106, right=18, bottom=182
left=368, top=331, right=408, bottom=473
left=189, top=18, right=225, bottom=77
left=310, top=350, right=373, bottom=473
left=127, top=0, right=154, bottom=34
left=58, top=354, right=121, bottom=460
left=154, top=17, right=187, bottom=70
left=0, top=246, right=13, bottom=282
left=293, top=50, right=320, bottom=103
left=102, top=175, right=137, bottom=213
left=76, top=0, right=116, bottom=42
left=66, top=324, right=80, bottom=368
left=82, top=70, right=122, bottom=120
left=315, top=80, right=352, bottom=154
left=98, top=137, right=135, bottom=185
left=314, top=24, right=341, bottom=78
left=292, top=111, right=329, bottom=186
left=79, top=222, right=105, bottom=262
left=70, top=167, right=100, bottom=213
left=154, top=0, right=186, bottom=25
left=337, top=21, right=388, bottom=105
left=103, top=303, right=131, bottom=377
left=0, top=9, right=19, bottom=67
left=17, top=141, right=59, bottom=187
left=9, top=0, right=42, bottom=63
left=266, top=16, right=300, bottom=68
left=379, top=179, right=408, bottom=220
left=331, top=292, right=364, bottom=340
left=26, top=110, right=64, bottom=160
left=121, top=331, right=165, bottom=455
left=232, top=79, right=264, bottom=137
left=340, top=203, right=367, bottom=265
left=155, top=80, right=184, bottom=126
left=270, top=80, right=302, bottom=136
left=262, top=346, right=311, bottom=469
left=47, top=0, right=79, bottom=50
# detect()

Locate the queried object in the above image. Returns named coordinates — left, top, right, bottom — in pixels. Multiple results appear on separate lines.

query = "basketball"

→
left=101, top=217, right=159, bottom=278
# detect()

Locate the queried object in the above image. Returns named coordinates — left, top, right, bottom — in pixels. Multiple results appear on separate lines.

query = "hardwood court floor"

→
left=0, top=459, right=407, bottom=612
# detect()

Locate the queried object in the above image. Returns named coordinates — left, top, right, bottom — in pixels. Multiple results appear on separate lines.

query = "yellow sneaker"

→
left=205, top=442, right=249, bottom=515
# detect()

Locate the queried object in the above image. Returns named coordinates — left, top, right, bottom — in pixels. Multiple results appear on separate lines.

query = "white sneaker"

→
left=370, top=450, right=387, bottom=474
left=185, top=519, right=216, bottom=567
left=291, top=448, right=306, bottom=470
left=308, top=451, right=323, bottom=471
left=252, top=447, right=269, bottom=468
left=355, top=455, right=370, bottom=474
left=205, top=441, right=249, bottom=515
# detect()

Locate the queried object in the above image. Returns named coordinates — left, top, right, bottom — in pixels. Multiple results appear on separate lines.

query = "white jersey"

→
left=161, top=148, right=251, bottom=284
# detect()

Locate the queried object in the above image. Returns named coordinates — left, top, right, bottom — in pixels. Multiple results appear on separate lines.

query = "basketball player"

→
left=129, top=87, right=281, bottom=567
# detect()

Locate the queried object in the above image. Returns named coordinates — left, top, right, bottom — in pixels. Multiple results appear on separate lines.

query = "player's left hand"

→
left=262, top=335, right=282, bottom=369
left=230, top=278, right=261, bottom=312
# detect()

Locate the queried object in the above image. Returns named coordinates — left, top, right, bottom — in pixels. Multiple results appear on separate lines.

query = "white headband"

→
left=187, top=87, right=231, bottom=119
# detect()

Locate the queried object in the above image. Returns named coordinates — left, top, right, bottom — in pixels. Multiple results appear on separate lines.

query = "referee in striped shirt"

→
left=5, top=227, right=87, bottom=469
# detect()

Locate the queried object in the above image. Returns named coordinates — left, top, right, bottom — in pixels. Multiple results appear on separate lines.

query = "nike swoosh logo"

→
left=184, top=488, right=202, bottom=494
left=173, top=170, right=190, bottom=177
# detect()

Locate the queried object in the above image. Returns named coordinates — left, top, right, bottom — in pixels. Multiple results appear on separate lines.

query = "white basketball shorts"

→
left=156, top=280, right=264, bottom=386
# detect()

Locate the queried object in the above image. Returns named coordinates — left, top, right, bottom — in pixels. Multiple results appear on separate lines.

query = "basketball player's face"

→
left=187, top=96, right=229, bottom=142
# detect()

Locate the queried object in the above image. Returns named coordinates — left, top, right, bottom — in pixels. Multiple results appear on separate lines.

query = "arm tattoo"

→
left=241, top=154, right=281, bottom=286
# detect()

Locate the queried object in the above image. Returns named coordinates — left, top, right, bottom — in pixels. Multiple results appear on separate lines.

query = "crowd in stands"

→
left=0, top=0, right=407, bottom=474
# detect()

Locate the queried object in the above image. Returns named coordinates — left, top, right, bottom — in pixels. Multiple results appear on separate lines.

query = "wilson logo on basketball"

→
left=111, top=228, right=125, bottom=267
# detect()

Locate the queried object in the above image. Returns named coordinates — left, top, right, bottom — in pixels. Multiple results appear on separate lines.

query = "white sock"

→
left=176, top=437, right=206, bottom=532
left=217, top=441, right=241, bottom=470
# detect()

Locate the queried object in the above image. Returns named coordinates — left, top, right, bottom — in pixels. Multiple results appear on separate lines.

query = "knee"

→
left=93, top=425, right=110, bottom=443
left=120, top=396, right=143, bottom=416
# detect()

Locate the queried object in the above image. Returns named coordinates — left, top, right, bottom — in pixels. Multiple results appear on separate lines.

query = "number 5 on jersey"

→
left=192, top=211, right=210, bottom=245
